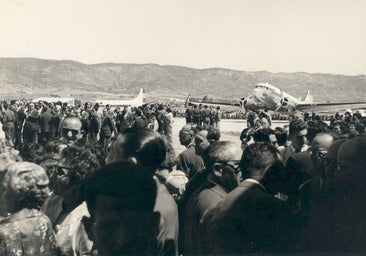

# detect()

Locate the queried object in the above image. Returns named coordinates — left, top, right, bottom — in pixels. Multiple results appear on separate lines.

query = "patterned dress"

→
left=0, top=208, right=56, bottom=255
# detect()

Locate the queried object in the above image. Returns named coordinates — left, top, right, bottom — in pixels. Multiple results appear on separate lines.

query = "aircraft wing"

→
left=185, top=95, right=242, bottom=110
left=296, top=102, right=366, bottom=113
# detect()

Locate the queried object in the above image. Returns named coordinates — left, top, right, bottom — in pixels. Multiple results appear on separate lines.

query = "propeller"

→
left=275, top=89, right=289, bottom=112
left=239, top=97, right=248, bottom=114
left=274, top=90, right=284, bottom=112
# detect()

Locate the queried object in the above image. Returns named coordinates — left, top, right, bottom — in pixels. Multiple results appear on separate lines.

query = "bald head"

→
left=61, top=116, right=82, bottom=141
left=203, top=141, right=243, bottom=191
left=311, top=133, right=334, bottom=151
left=203, top=141, right=242, bottom=170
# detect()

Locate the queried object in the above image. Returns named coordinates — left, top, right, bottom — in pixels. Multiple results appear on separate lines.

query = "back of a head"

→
left=85, top=161, right=157, bottom=218
left=337, top=137, right=366, bottom=177
left=307, top=120, right=329, bottom=144
left=1, top=162, right=49, bottom=213
left=274, top=127, right=288, bottom=147
left=240, top=142, right=279, bottom=179
left=108, top=128, right=166, bottom=172
left=325, top=139, right=347, bottom=180
left=253, top=128, right=274, bottom=143
left=289, top=118, right=307, bottom=137
left=207, top=127, right=221, bottom=142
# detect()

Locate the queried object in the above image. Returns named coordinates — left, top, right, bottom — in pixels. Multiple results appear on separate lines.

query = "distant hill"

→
left=0, top=58, right=365, bottom=103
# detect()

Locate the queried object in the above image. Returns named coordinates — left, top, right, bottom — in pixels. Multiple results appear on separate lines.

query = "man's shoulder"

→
left=179, top=144, right=195, bottom=155
left=4, top=109, right=15, bottom=116
left=197, top=184, right=227, bottom=210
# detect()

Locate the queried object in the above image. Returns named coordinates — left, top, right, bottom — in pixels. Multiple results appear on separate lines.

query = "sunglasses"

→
left=311, top=149, right=328, bottom=158
left=215, top=160, right=241, bottom=173
left=62, top=128, right=79, bottom=136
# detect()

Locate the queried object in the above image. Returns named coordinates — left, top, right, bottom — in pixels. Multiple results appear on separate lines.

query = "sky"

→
left=0, top=0, right=365, bottom=75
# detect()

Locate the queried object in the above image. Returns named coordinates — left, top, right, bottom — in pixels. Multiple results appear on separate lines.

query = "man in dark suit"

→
left=23, top=103, right=40, bottom=144
left=184, top=141, right=242, bottom=255
left=83, top=162, right=161, bottom=256
left=88, top=103, right=101, bottom=147
left=305, top=137, right=366, bottom=253
left=284, top=133, right=334, bottom=210
left=176, top=124, right=204, bottom=179
left=100, top=108, right=115, bottom=154
left=39, top=104, right=54, bottom=145
left=200, top=142, right=301, bottom=255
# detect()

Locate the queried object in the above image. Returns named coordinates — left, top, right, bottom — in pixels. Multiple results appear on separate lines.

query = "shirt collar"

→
left=242, top=178, right=267, bottom=192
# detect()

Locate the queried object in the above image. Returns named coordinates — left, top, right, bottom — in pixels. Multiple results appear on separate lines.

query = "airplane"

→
left=187, top=83, right=366, bottom=114
left=184, top=95, right=242, bottom=110
left=95, top=88, right=144, bottom=107
left=240, top=83, right=366, bottom=113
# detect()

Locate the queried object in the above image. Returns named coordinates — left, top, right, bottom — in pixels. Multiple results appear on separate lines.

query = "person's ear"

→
left=82, top=216, right=95, bottom=241
left=213, top=163, right=222, bottom=177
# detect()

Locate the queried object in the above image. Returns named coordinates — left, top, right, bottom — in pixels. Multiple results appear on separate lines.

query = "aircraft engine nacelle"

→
left=279, top=97, right=296, bottom=112
left=240, top=96, right=260, bottom=112
left=280, top=97, right=289, bottom=107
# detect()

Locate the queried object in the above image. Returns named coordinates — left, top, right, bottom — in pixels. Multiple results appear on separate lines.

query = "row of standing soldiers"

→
left=185, top=104, right=221, bottom=129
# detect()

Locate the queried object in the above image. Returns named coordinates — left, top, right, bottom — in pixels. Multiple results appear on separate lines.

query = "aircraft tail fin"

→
left=303, top=90, right=313, bottom=104
left=184, top=94, right=191, bottom=108
left=135, top=88, right=144, bottom=105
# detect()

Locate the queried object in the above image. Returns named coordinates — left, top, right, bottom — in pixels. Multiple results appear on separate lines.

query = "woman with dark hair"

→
left=0, top=162, right=56, bottom=255
left=42, top=144, right=102, bottom=256
left=107, top=128, right=179, bottom=256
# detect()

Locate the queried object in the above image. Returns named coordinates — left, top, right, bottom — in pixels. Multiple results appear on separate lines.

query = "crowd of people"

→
left=0, top=99, right=175, bottom=152
left=0, top=99, right=366, bottom=255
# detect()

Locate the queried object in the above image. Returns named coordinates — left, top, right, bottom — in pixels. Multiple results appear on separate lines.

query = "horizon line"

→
left=0, top=56, right=364, bottom=77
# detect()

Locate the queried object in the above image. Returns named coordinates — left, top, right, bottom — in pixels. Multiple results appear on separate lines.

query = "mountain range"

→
left=0, top=58, right=365, bottom=103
